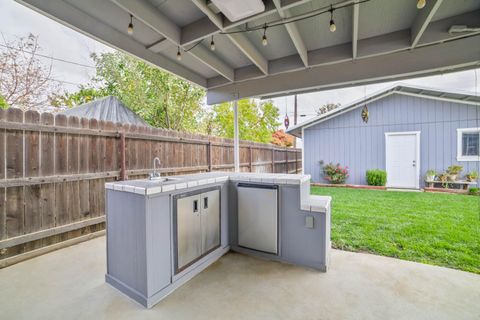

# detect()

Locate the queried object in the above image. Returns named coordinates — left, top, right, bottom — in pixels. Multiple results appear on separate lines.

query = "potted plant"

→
left=425, top=169, right=437, bottom=181
left=437, top=173, right=449, bottom=188
left=466, top=170, right=478, bottom=182
left=446, top=165, right=463, bottom=181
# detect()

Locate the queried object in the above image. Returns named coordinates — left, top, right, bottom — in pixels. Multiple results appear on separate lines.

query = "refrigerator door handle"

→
left=203, top=196, right=208, bottom=209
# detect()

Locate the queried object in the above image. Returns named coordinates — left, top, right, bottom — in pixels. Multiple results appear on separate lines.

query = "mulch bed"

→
left=311, top=183, right=386, bottom=190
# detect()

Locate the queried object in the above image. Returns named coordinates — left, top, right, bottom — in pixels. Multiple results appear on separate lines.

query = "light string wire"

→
left=183, top=0, right=372, bottom=52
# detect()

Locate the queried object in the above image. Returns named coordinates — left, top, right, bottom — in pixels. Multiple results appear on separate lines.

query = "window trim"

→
left=457, top=128, right=480, bottom=162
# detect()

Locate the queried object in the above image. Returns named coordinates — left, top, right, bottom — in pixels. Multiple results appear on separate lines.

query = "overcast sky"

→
left=2, top=0, right=479, bottom=128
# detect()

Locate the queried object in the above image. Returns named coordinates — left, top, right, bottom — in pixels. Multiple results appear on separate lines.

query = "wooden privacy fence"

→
left=0, top=108, right=301, bottom=267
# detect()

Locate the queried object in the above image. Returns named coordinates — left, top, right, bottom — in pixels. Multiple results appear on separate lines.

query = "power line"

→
left=0, top=43, right=96, bottom=69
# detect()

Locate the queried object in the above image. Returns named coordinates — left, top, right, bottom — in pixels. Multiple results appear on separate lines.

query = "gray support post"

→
left=233, top=96, right=240, bottom=172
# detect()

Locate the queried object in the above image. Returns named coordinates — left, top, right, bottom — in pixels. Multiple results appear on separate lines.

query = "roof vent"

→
left=211, top=0, right=265, bottom=22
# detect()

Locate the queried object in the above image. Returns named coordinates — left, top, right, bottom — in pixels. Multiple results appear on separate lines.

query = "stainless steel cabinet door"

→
left=238, top=185, right=278, bottom=254
left=176, top=194, right=201, bottom=270
left=200, top=190, right=220, bottom=254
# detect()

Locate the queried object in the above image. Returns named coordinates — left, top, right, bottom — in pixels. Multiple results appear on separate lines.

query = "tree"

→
left=207, top=99, right=280, bottom=143
left=0, top=34, right=59, bottom=111
left=51, top=51, right=205, bottom=132
left=316, top=103, right=340, bottom=115
left=0, top=94, right=8, bottom=109
left=271, top=129, right=294, bottom=147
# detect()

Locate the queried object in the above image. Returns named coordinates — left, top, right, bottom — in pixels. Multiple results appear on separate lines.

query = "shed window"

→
left=458, top=128, right=480, bottom=161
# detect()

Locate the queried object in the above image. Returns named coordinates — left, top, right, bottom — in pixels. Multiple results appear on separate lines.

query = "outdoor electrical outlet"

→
left=305, top=216, right=314, bottom=229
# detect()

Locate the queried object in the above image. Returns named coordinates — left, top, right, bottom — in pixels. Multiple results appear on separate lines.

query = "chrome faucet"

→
left=149, top=157, right=161, bottom=180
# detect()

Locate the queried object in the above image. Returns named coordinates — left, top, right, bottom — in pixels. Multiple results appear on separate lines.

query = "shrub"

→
left=322, top=162, right=349, bottom=184
left=366, top=169, right=387, bottom=186
left=468, top=187, right=479, bottom=196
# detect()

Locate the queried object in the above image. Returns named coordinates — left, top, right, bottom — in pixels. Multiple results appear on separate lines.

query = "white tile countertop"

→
left=105, top=172, right=330, bottom=213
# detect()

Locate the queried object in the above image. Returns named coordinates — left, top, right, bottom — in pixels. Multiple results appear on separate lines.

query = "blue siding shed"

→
left=288, top=85, right=480, bottom=188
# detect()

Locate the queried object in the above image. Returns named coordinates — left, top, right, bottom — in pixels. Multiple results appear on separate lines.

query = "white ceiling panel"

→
left=148, top=0, right=205, bottom=27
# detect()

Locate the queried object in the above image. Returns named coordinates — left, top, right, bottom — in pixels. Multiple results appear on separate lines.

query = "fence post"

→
left=119, top=132, right=127, bottom=180
left=248, top=145, right=252, bottom=172
left=207, top=141, right=212, bottom=172
left=271, top=147, right=275, bottom=173
left=295, top=149, right=298, bottom=173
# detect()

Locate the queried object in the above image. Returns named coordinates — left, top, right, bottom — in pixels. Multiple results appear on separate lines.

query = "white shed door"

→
left=385, top=132, right=420, bottom=189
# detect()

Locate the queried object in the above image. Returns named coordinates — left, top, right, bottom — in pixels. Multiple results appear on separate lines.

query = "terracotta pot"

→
left=447, top=174, right=457, bottom=181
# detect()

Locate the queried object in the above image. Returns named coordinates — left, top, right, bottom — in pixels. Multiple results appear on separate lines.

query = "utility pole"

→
left=293, top=95, right=298, bottom=147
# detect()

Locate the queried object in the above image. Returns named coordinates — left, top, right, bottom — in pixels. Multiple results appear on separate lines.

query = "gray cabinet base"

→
left=106, top=246, right=230, bottom=308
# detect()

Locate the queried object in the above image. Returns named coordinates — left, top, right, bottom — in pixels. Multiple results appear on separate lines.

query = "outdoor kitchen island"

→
left=105, top=172, right=331, bottom=308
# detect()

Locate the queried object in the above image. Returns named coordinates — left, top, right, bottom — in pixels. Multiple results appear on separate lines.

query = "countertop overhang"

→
left=105, top=172, right=330, bottom=213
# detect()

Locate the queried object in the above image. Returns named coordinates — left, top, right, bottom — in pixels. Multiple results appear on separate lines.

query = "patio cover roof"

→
left=16, top=0, right=480, bottom=104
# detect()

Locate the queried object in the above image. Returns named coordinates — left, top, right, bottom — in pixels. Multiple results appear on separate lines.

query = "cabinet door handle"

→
left=193, top=200, right=198, bottom=213
left=203, top=197, right=208, bottom=209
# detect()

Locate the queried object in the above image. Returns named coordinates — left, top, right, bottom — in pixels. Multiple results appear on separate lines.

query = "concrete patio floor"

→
left=1, top=236, right=479, bottom=320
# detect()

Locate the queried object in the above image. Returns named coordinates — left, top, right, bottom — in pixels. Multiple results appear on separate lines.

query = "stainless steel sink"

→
left=148, top=177, right=180, bottom=183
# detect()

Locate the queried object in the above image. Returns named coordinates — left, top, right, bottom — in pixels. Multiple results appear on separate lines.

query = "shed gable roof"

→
left=286, top=84, right=480, bottom=138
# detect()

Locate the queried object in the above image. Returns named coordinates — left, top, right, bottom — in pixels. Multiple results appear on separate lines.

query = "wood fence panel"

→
left=24, top=111, right=41, bottom=233
left=6, top=109, right=24, bottom=237
left=0, top=110, right=6, bottom=240
left=67, top=116, right=81, bottom=223
left=0, top=108, right=302, bottom=265
left=79, top=118, right=90, bottom=219
left=0, top=188, right=5, bottom=240
left=40, top=113, right=55, bottom=229
left=54, top=114, right=69, bottom=226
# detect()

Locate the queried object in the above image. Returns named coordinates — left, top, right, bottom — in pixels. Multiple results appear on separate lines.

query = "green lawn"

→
left=311, top=187, right=480, bottom=274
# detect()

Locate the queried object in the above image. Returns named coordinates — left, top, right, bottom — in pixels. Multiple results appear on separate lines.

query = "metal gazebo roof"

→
left=61, top=96, right=150, bottom=127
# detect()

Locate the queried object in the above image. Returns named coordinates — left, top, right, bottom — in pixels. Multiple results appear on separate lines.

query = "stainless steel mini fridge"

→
left=237, top=183, right=278, bottom=255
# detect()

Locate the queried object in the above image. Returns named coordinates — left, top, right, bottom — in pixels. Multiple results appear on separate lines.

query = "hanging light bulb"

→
left=262, top=25, right=268, bottom=46
left=417, top=0, right=426, bottom=9
left=176, top=46, right=182, bottom=61
left=329, top=6, right=336, bottom=32
left=210, top=36, right=215, bottom=51
left=127, top=14, right=134, bottom=35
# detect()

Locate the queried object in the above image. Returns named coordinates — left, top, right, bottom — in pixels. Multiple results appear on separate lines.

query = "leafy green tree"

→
left=0, top=94, right=8, bottom=109
left=52, top=52, right=205, bottom=132
left=208, top=99, right=280, bottom=143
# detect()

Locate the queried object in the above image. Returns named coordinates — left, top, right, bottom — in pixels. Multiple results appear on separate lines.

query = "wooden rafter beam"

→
left=190, top=0, right=269, bottom=75
left=411, top=0, right=444, bottom=48
left=207, top=35, right=480, bottom=104
left=272, top=0, right=308, bottom=67
left=352, top=2, right=359, bottom=59
left=182, top=0, right=312, bottom=46
left=112, top=0, right=234, bottom=81
left=16, top=0, right=207, bottom=87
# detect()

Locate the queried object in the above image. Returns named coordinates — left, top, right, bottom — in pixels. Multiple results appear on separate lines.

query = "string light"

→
left=417, top=0, right=426, bottom=9
left=210, top=36, right=215, bottom=51
left=176, top=46, right=182, bottom=61
left=127, top=14, right=134, bottom=35
left=329, top=6, right=336, bottom=32
left=173, top=0, right=378, bottom=60
left=262, top=24, right=268, bottom=46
